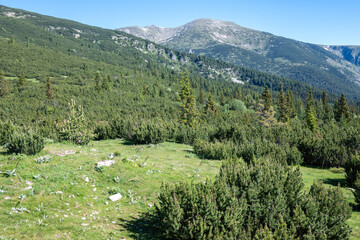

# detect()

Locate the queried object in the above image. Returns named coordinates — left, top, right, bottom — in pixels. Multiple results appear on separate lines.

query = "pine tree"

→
left=199, top=88, right=205, bottom=104
left=205, top=93, right=218, bottom=115
left=102, top=74, right=111, bottom=90
left=322, top=90, right=331, bottom=121
left=306, top=89, right=317, bottom=132
left=17, top=73, right=26, bottom=87
left=46, top=77, right=54, bottom=100
left=0, top=71, right=10, bottom=97
left=286, top=90, right=296, bottom=118
left=57, top=99, right=92, bottom=145
left=335, top=93, right=351, bottom=122
left=179, top=69, right=198, bottom=127
left=257, top=86, right=276, bottom=127
left=220, top=91, right=226, bottom=106
left=262, top=86, right=272, bottom=111
left=277, top=83, right=288, bottom=122
left=9, top=36, right=15, bottom=45
left=94, top=73, right=101, bottom=92
left=182, top=95, right=199, bottom=127
left=179, top=69, right=191, bottom=103
left=235, top=88, right=242, bottom=100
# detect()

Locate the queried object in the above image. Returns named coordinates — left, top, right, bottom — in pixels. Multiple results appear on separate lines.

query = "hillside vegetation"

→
left=0, top=5, right=360, bottom=240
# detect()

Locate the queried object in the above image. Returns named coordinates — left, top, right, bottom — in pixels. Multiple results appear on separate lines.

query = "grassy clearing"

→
left=0, top=140, right=359, bottom=239
left=300, top=166, right=360, bottom=240
left=0, top=140, right=221, bottom=239
left=5, top=76, right=40, bottom=83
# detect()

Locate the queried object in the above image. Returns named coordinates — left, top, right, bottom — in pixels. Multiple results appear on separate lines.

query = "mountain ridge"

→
left=118, top=19, right=360, bottom=98
left=0, top=5, right=357, bottom=101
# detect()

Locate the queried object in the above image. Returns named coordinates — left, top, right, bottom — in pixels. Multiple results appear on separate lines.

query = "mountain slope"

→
left=119, top=19, right=360, bottom=99
left=0, top=4, right=333, bottom=104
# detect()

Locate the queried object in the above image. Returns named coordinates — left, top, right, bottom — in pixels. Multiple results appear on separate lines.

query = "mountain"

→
left=0, top=4, right=331, bottom=104
left=119, top=19, right=360, bottom=100
left=326, top=45, right=360, bottom=66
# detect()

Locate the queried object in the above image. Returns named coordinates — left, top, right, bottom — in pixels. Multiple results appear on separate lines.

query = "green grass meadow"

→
left=0, top=140, right=358, bottom=239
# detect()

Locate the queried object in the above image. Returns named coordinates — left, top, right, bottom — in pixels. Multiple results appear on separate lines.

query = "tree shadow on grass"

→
left=0, top=151, right=12, bottom=156
left=118, top=212, right=162, bottom=240
left=322, top=178, right=348, bottom=188
left=350, top=202, right=360, bottom=212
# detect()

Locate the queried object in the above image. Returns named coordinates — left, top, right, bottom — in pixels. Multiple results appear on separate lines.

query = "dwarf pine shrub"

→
left=155, top=158, right=352, bottom=239
left=7, top=129, right=44, bottom=155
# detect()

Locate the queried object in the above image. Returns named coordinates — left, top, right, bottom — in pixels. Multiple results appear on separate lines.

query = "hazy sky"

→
left=1, top=0, right=359, bottom=45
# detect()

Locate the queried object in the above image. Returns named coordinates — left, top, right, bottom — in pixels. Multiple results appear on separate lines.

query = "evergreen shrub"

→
left=155, top=158, right=352, bottom=239
left=345, top=154, right=360, bottom=187
left=7, top=129, right=44, bottom=155
left=0, top=121, right=16, bottom=145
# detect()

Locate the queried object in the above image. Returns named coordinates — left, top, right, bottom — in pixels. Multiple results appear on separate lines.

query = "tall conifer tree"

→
left=286, top=90, right=296, bottom=118
left=179, top=69, right=198, bottom=127
left=262, top=86, right=272, bottom=111
left=335, top=93, right=351, bottom=122
left=277, top=83, right=288, bottom=122
left=17, top=73, right=26, bottom=87
left=322, top=90, right=331, bottom=121
left=94, top=73, right=101, bottom=92
left=306, top=89, right=317, bottom=132
left=205, top=93, right=218, bottom=115
left=199, top=88, right=205, bottom=104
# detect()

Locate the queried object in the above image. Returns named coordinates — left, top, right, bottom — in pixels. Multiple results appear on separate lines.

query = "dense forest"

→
left=1, top=5, right=360, bottom=239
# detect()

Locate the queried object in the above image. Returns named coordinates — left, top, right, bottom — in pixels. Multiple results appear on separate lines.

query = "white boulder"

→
left=96, top=160, right=115, bottom=167
left=109, top=193, right=122, bottom=202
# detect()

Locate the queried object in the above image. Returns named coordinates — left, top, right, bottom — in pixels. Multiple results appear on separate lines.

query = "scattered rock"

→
left=105, top=202, right=108, bottom=205
left=69, top=195, right=75, bottom=198
left=92, top=211, right=99, bottom=215
left=56, top=191, right=63, bottom=194
left=49, top=150, right=76, bottom=157
left=96, top=160, right=115, bottom=167
left=4, top=196, right=11, bottom=200
left=81, top=223, right=89, bottom=226
left=64, top=215, right=68, bottom=217
left=81, top=217, right=86, bottom=220
left=92, top=188, right=96, bottom=192
left=25, top=180, right=33, bottom=186
left=84, top=177, right=89, bottom=182
left=349, top=188, right=355, bottom=192
left=91, top=148, right=97, bottom=152
left=109, top=193, right=122, bottom=202
left=86, top=203, right=94, bottom=207
left=23, top=186, right=32, bottom=190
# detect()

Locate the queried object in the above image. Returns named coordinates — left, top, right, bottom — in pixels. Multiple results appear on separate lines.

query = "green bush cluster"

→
left=7, top=129, right=44, bottom=155
left=345, top=154, right=360, bottom=206
left=355, top=177, right=360, bottom=206
left=345, top=154, right=360, bottom=187
left=155, top=158, right=352, bottom=239
left=0, top=120, right=16, bottom=145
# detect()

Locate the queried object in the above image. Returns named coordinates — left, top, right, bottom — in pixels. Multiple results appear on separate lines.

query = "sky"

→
left=1, top=0, right=359, bottom=45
